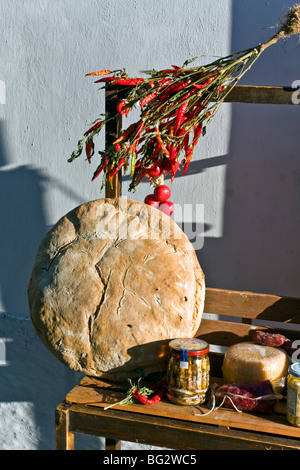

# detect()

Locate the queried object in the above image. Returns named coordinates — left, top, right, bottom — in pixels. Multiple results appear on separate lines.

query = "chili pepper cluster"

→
left=104, top=377, right=166, bottom=410
left=69, top=47, right=263, bottom=194
left=69, top=6, right=300, bottom=197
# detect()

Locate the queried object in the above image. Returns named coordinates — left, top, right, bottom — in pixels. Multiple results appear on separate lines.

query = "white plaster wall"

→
left=0, top=0, right=299, bottom=450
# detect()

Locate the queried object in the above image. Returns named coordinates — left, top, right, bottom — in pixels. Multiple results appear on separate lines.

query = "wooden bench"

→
left=55, top=85, right=300, bottom=450
left=55, top=286, right=300, bottom=450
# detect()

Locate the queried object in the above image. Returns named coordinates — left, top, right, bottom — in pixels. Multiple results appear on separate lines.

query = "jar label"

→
left=287, top=385, right=298, bottom=416
left=179, top=348, right=189, bottom=369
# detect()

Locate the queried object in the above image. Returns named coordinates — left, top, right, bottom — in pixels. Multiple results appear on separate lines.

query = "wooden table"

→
left=55, top=373, right=300, bottom=450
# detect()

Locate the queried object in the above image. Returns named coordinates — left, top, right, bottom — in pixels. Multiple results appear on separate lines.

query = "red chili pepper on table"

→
left=133, top=388, right=164, bottom=405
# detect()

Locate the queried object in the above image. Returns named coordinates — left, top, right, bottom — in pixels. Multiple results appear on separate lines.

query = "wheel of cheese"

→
left=222, top=341, right=289, bottom=392
left=28, top=198, right=205, bottom=380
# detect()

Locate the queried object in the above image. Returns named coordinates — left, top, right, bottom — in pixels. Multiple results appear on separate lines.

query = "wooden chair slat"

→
left=204, top=287, right=300, bottom=324
left=197, top=317, right=300, bottom=346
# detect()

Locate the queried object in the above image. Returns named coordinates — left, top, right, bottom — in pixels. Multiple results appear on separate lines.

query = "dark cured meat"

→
left=250, top=330, right=300, bottom=357
left=250, top=330, right=286, bottom=347
left=214, top=380, right=277, bottom=414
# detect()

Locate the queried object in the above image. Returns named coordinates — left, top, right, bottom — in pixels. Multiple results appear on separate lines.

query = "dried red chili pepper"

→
left=193, top=74, right=218, bottom=89
left=174, top=101, right=189, bottom=134
left=158, top=80, right=189, bottom=101
left=140, top=92, right=157, bottom=109
left=116, top=100, right=128, bottom=115
left=135, top=166, right=149, bottom=186
left=92, top=157, right=108, bottom=181
left=110, top=78, right=144, bottom=86
left=85, top=69, right=112, bottom=76
left=94, top=76, right=120, bottom=84
left=182, top=154, right=193, bottom=176
left=84, top=120, right=103, bottom=136
left=113, top=123, right=137, bottom=145
left=109, top=157, right=125, bottom=177
left=148, top=141, right=161, bottom=161
left=133, top=387, right=165, bottom=405
left=155, top=125, right=170, bottom=156
left=85, top=138, right=93, bottom=164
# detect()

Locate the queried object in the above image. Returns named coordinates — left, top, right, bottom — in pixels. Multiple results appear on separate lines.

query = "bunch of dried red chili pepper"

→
left=69, top=50, right=258, bottom=193
left=104, top=377, right=166, bottom=410
left=68, top=4, right=300, bottom=193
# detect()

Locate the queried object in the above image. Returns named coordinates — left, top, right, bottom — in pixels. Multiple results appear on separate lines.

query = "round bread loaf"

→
left=28, top=198, right=205, bottom=380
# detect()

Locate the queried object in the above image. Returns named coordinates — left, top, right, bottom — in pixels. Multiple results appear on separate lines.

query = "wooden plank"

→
left=204, top=287, right=300, bottom=324
left=221, top=85, right=298, bottom=105
left=68, top=404, right=300, bottom=450
left=197, top=317, right=300, bottom=346
left=104, top=85, right=125, bottom=198
left=80, top=376, right=129, bottom=390
left=65, top=385, right=300, bottom=440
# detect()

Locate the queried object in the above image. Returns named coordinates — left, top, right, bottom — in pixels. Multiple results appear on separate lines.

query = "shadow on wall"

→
left=0, top=122, right=103, bottom=449
left=196, top=1, right=300, bottom=297
left=0, top=122, right=48, bottom=315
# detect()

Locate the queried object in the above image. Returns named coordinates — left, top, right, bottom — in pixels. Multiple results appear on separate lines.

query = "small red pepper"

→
left=116, top=100, right=128, bottom=115
left=174, top=101, right=189, bottom=134
left=135, top=166, right=148, bottom=186
left=94, top=76, right=119, bottom=84
left=193, top=74, right=218, bottom=89
left=159, top=80, right=189, bottom=101
left=182, top=153, right=193, bottom=176
left=155, top=125, right=170, bottom=156
left=109, top=78, right=144, bottom=86
left=113, top=123, right=137, bottom=145
left=92, top=157, right=108, bottom=181
left=85, top=69, right=112, bottom=76
left=85, top=138, right=93, bottom=164
left=84, top=120, right=103, bottom=136
left=133, top=387, right=165, bottom=405
left=140, top=92, right=157, bottom=109
left=109, top=157, right=125, bottom=177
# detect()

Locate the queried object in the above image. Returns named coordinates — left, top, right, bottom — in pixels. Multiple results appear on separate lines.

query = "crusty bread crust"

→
left=28, top=198, right=205, bottom=380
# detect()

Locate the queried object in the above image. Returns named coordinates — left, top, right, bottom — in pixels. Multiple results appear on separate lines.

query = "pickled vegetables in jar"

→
left=286, top=362, right=300, bottom=427
left=166, top=338, right=210, bottom=406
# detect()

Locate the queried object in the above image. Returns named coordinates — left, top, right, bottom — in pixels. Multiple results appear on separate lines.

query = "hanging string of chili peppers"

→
left=68, top=5, right=300, bottom=201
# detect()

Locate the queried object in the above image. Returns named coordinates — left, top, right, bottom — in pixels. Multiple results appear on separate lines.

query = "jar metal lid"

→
left=289, top=362, right=300, bottom=378
left=169, top=338, right=209, bottom=356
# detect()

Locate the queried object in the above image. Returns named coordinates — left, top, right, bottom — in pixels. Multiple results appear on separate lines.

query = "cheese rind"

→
left=222, top=341, right=289, bottom=390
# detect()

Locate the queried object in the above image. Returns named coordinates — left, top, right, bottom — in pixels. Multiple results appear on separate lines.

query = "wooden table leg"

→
left=105, top=438, right=121, bottom=450
left=55, top=402, right=75, bottom=450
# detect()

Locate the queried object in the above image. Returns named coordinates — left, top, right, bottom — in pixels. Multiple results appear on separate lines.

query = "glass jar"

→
left=166, top=338, right=210, bottom=406
left=286, top=362, right=300, bottom=427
